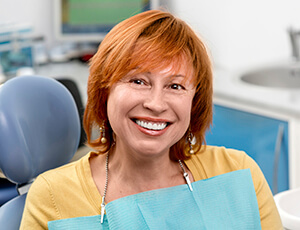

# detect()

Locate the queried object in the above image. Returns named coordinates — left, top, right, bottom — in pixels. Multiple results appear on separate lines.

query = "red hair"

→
left=83, top=9, right=213, bottom=160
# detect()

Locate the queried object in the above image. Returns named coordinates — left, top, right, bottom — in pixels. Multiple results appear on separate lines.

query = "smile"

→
left=135, top=120, right=168, bottom=131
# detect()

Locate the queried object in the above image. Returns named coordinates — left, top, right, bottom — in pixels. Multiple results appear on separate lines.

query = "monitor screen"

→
left=53, top=0, right=160, bottom=43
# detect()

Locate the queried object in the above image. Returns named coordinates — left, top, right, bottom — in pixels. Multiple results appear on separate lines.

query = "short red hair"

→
left=83, top=10, right=213, bottom=160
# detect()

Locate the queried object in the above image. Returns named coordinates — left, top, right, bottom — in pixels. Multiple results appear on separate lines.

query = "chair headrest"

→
left=0, top=76, right=80, bottom=184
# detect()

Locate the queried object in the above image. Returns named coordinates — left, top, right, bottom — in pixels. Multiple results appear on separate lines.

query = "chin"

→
left=133, top=144, right=170, bottom=158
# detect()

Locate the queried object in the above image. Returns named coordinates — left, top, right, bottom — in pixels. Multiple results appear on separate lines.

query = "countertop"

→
left=213, top=65, right=300, bottom=118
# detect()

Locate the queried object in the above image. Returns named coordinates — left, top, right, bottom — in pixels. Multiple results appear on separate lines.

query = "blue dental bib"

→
left=48, top=169, right=261, bottom=229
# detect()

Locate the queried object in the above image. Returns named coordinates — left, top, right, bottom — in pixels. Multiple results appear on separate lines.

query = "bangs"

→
left=95, top=11, right=202, bottom=87
left=125, top=18, right=195, bottom=82
left=129, top=43, right=194, bottom=81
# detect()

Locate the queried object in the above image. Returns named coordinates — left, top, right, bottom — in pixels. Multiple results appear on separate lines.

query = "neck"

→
left=108, top=143, right=183, bottom=192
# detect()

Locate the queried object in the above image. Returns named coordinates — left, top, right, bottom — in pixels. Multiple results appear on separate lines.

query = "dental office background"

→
left=1, top=0, right=300, bottom=73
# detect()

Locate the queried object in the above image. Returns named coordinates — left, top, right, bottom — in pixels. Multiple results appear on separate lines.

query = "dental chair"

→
left=0, top=76, right=81, bottom=229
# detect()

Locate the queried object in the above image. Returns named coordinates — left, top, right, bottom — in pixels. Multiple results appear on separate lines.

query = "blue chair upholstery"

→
left=0, top=178, right=18, bottom=206
left=0, top=76, right=81, bottom=229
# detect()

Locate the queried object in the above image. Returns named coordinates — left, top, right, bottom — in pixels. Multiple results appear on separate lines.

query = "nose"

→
left=143, top=88, right=168, bottom=114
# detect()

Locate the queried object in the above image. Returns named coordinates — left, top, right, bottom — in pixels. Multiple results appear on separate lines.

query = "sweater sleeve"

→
left=240, top=152, right=283, bottom=230
left=20, top=174, right=60, bottom=230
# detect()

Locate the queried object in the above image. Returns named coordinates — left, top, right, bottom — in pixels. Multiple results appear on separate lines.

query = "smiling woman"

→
left=20, top=10, right=282, bottom=230
left=85, top=10, right=212, bottom=161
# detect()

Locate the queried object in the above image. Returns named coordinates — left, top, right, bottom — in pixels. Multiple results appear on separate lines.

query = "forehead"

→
left=153, top=61, right=192, bottom=82
left=130, top=54, right=194, bottom=81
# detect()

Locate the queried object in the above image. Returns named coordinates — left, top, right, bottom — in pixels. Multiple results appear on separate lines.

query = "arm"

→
left=20, top=175, right=60, bottom=230
left=243, top=154, right=283, bottom=230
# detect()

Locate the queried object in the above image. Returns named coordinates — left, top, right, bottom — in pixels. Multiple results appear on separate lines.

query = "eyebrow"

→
left=170, top=74, right=186, bottom=79
left=137, top=71, right=194, bottom=87
left=171, top=74, right=196, bottom=87
left=143, top=71, right=186, bottom=78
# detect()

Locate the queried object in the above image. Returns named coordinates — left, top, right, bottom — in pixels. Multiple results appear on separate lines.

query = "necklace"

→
left=100, top=153, right=109, bottom=224
left=100, top=154, right=193, bottom=224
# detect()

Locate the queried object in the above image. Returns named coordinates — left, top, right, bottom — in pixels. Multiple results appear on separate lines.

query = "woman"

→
left=20, top=10, right=282, bottom=229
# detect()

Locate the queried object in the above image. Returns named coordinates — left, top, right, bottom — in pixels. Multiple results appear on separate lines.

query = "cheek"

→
left=179, top=96, right=194, bottom=134
left=169, top=95, right=194, bottom=140
left=169, top=99, right=193, bottom=145
left=107, top=86, right=139, bottom=130
left=178, top=94, right=194, bottom=120
left=107, top=87, right=124, bottom=129
left=182, top=103, right=193, bottom=129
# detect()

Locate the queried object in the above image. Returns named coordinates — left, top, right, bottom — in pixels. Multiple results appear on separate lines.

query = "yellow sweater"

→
left=20, top=146, right=283, bottom=229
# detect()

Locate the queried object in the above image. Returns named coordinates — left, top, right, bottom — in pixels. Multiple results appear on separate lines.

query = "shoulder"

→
left=26, top=155, right=86, bottom=205
left=199, top=145, right=252, bottom=163
left=30, top=151, right=94, bottom=196
left=38, top=159, right=79, bottom=185
left=25, top=151, right=95, bottom=209
left=185, top=145, right=258, bottom=180
left=21, top=153, right=95, bottom=228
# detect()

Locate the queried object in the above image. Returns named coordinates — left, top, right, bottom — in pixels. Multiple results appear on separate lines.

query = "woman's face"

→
left=107, top=60, right=196, bottom=158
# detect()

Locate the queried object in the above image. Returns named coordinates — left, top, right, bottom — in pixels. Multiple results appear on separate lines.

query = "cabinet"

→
left=205, top=104, right=289, bottom=194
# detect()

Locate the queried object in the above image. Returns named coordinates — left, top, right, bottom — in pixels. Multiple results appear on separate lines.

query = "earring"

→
left=188, top=131, right=195, bottom=155
left=100, top=123, right=107, bottom=144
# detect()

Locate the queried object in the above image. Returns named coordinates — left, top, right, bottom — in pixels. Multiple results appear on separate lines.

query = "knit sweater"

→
left=20, top=146, right=282, bottom=229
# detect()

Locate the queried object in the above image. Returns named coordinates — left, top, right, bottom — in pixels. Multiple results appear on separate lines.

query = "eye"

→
left=169, top=84, right=185, bottom=90
left=129, top=79, right=146, bottom=85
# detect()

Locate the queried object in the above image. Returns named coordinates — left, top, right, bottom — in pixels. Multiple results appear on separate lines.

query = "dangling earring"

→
left=100, top=123, right=107, bottom=144
left=188, top=131, right=195, bottom=155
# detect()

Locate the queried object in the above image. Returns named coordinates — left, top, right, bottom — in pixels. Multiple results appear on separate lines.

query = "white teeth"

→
left=136, top=120, right=167, bottom=131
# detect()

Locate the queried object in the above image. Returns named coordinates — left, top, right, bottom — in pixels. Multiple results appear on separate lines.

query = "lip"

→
left=131, top=117, right=172, bottom=136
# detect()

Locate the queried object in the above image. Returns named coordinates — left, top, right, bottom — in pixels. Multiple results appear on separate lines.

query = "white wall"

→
left=2, top=0, right=300, bottom=70
left=162, top=0, right=300, bottom=70
left=0, top=0, right=54, bottom=48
